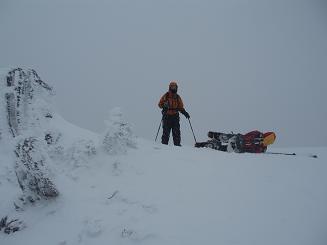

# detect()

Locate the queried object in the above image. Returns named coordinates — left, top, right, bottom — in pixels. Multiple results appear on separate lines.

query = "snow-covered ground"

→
left=0, top=67, right=326, bottom=245
left=1, top=121, right=326, bottom=245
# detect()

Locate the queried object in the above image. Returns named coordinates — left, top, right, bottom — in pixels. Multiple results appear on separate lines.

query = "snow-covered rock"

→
left=15, top=137, right=59, bottom=202
left=0, top=68, right=53, bottom=140
left=0, top=68, right=58, bottom=203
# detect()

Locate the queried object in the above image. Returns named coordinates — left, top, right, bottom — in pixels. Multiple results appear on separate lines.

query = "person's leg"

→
left=208, top=131, right=222, bottom=139
left=219, top=145, right=228, bottom=151
left=195, top=142, right=207, bottom=148
left=172, top=115, right=181, bottom=146
left=234, top=134, right=245, bottom=153
left=195, top=140, right=220, bottom=149
left=161, top=116, right=172, bottom=145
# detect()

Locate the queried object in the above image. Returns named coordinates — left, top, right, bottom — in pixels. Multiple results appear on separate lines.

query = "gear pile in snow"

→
left=195, top=132, right=244, bottom=153
left=195, top=131, right=276, bottom=153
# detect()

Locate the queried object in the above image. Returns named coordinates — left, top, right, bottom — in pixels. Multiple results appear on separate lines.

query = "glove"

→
left=181, top=109, right=190, bottom=119
left=162, top=102, right=169, bottom=115
left=162, top=108, right=168, bottom=115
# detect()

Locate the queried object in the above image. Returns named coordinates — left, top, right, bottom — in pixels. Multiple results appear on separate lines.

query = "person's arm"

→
left=158, top=94, right=170, bottom=116
left=158, top=95, right=166, bottom=109
left=177, top=96, right=184, bottom=110
left=178, top=96, right=190, bottom=118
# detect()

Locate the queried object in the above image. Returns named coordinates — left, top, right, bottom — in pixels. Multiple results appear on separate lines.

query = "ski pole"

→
left=265, top=152, right=318, bottom=158
left=187, top=118, right=197, bottom=143
left=265, top=152, right=296, bottom=156
left=155, top=119, right=162, bottom=142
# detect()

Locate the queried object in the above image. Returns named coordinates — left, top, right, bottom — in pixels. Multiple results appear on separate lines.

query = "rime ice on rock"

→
left=102, top=107, right=137, bottom=155
left=15, top=137, right=59, bottom=201
left=0, top=68, right=54, bottom=139
left=0, top=68, right=59, bottom=201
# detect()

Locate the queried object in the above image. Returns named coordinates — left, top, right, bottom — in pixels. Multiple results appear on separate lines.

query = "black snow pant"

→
left=161, top=113, right=181, bottom=146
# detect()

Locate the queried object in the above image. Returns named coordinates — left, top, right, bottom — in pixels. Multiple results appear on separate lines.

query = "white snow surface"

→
left=0, top=67, right=326, bottom=244
left=1, top=115, right=327, bottom=245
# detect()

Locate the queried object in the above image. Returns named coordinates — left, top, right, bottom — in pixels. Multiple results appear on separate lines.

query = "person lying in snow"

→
left=195, top=130, right=276, bottom=153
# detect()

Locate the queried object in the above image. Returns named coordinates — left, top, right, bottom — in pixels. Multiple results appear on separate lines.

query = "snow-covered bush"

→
left=102, top=108, right=137, bottom=155
left=15, top=137, right=59, bottom=202
left=45, top=129, right=66, bottom=161
left=65, top=139, right=97, bottom=169
left=0, top=216, right=25, bottom=234
left=45, top=130, right=62, bottom=146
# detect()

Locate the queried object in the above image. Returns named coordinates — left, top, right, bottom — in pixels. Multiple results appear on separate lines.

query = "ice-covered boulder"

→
left=15, top=137, right=59, bottom=201
left=0, top=68, right=54, bottom=140
left=0, top=68, right=58, bottom=202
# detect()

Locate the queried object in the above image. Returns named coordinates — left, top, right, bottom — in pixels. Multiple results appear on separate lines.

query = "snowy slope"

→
left=0, top=67, right=326, bottom=245
left=1, top=131, right=326, bottom=245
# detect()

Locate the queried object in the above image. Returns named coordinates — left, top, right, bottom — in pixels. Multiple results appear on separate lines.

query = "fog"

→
left=1, top=0, right=326, bottom=146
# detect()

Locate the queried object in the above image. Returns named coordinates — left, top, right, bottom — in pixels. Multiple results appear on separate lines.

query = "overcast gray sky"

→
left=1, top=0, right=326, bottom=147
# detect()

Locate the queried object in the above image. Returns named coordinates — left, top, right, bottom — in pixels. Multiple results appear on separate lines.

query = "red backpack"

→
left=242, top=130, right=267, bottom=153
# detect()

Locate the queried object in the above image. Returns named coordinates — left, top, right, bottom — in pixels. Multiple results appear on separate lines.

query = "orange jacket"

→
left=158, top=92, right=184, bottom=115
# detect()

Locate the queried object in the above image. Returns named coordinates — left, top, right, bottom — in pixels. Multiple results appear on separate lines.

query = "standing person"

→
left=158, top=81, right=190, bottom=146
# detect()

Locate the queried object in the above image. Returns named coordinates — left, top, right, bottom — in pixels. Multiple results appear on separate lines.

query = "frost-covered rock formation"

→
left=15, top=137, right=59, bottom=202
left=0, top=68, right=54, bottom=139
left=102, top=107, right=137, bottom=155
left=0, top=68, right=59, bottom=201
